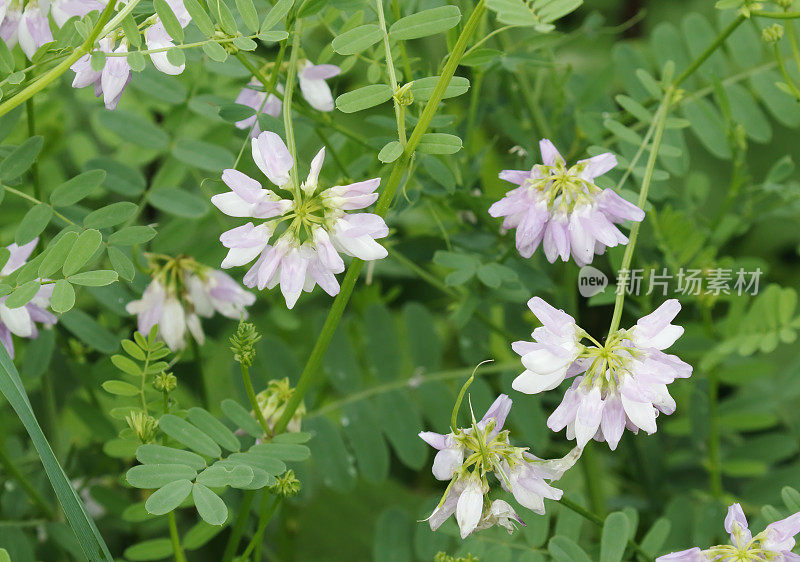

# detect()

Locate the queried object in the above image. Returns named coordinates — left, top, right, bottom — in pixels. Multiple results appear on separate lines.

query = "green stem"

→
left=377, top=0, right=406, bottom=145
left=241, top=364, right=272, bottom=438
left=308, top=361, right=518, bottom=419
left=391, top=0, right=413, bottom=81
left=240, top=494, right=280, bottom=559
left=559, top=496, right=654, bottom=562
left=390, top=249, right=514, bottom=341
left=235, top=53, right=371, bottom=149
left=579, top=443, right=605, bottom=517
left=708, top=367, right=723, bottom=498
left=25, top=98, right=41, bottom=201
left=271, top=0, right=488, bottom=435
left=673, top=15, right=745, bottom=87
left=752, top=10, right=800, bottom=19
left=606, top=87, right=673, bottom=337
left=168, top=512, right=186, bottom=562
left=774, top=43, right=800, bottom=99
left=0, top=0, right=119, bottom=117
left=221, top=490, right=255, bottom=562
left=283, top=18, right=303, bottom=192
left=0, top=441, right=55, bottom=518
left=785, top=19, right=800, bottom=72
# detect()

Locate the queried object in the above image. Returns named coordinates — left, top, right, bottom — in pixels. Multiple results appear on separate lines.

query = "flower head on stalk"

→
left=420, top=367, right=581, bottom=539
left=657, top=502, right=800, bottom=561
left=212, top=131, right=388, bottom=309
left=0, top=240, right=57, bottom=359
left=125, top=254, right=255, bottom=351
left=70, top=36, right=131, bottom=110
left=255, top=377, right=305, bottom=433
left=144, top=0, right=191, bottom=75
left=512, top=297, right=691, bottom=450
left=489, top=139, right=644, bottom=265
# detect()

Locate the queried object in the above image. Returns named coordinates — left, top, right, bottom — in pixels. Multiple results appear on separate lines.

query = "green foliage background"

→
left=1, top=0, right=800, bottom=560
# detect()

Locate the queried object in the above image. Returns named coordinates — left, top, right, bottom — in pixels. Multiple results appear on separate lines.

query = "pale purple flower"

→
left=71, top=37, right=131, bottom=110
left=213, top=131, right=387, bottom=309
left=511, top=297, right=585, bottom=394
left=514, top=298, right=691, bottom=450
left=51, top=0, right=105, bottom=27
left=234, top=80, right=283, bottom=137
left=489, top=139, right=644, bottom=265
left=298, top=61, right=340, bottom=112
left=0, top=240, right=57, bottom=359
left=657, top=503, right=800, bottom=561
left=0, top=0, right=21, bottom=47
left=126, top=262, right=254, bottom=351
left=474, top=500, right=525, bottom=534
left=421, top=394, right=580, bottom=539
left=17, top=0, right=52, bottom=60
left=144, top=0, right=191, bottom=75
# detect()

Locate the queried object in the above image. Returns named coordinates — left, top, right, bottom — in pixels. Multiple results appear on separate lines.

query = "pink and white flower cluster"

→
left=0, top=240, right=57, bottom=359
left=512, top=297, right=691, bottom=450
left=212, top=131, right=388, bottom=309
left=658, top=503, right=800, bottom=561
left=70, top=0, right=191, bottom=109
left=489, top=139, right=644, bottom=265
left=235, top=61, right=340, bottom=137
left=420, top=394, right=580, bottom=539
left=126, top=258, right=255, bottom=351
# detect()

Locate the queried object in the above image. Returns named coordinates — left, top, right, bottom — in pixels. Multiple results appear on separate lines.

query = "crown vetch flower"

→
left=17, top=0, right=52, bottom=60
left=489, top=139, right=644, bottom=265
left=212, top=131, right=387, bottom=309
left=657, top=503, right=800, bottom=561
left=71, top=36, right=131, bottom=110
left=513, top=298, right=691, bottom=450
left=0, top=240, right=57, bottom=359
left=421, top=394, right=580, bottom=539
left=234, top=80, right=283, bottom=137
left=51, top=0, right=105, bottom=27
left=298, top=61, right=341, bottom=112
left=145, top=0, right=191, bottom=75
left=126, top=256, right=255, bottom=351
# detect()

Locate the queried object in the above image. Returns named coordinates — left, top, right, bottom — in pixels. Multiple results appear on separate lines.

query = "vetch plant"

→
left=1, top=0, right=800, bottom=560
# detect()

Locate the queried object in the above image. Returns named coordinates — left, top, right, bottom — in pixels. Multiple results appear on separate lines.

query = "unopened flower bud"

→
left=154, top=371, right=177, bottom=392
left=126, top=411, right=159, bottom=443
left=230, top=321, right=261, bottom=367
left=778, top=0, right=793, bottom=9
left=762, top=23, right=784, bottom=43
left=270, top=469, right=301, bottom=497
left=434, top=553, right=479, bottom=562
left=394, top=83, right=414, bottom=106
left=255, top=378, right=306, bottom=432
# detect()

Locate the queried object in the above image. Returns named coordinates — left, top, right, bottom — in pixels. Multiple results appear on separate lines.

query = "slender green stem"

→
left=236, top=53, right=371, bottom=149
left=606, top=88, right=673, bottom=337
left=390, top=249, right=515, bottom=340
left=221, top=490, right=255, bottom=562
left=168, top=512, right=186, bottom=562
left=94, top=34, right=258, bottom=57
left=26, top=98, right=41, bottom=201
left=752, top=10, right=800, bottom=19
left=674, top=15, right=744, bottom=86
left=774, top=43, right=800, bottom=99
left=786, top=20, right=800, bottom=72
left=241, top=364, right=272, bottom=438
left=308, top=361, right=518, bottom=419
left=579, top=443, right=605, bottom=517
left=0, top=0, right=118, bottom=117
left=271, top=0, right=488, bottom=435
left=283, top=19, right=303, bottom=193
left=240, top=494, right=280, bottom=559
left=377, top=0, right=406, bottom=145
left=391, top=0, right=413, bottom=81
left=2, top=184, right=76, bottom=226
left=0, top=441, right=55, bottom=517
left=99, top=0, right=139, bottom=36
left=559, top=496, right=654, bottom=561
